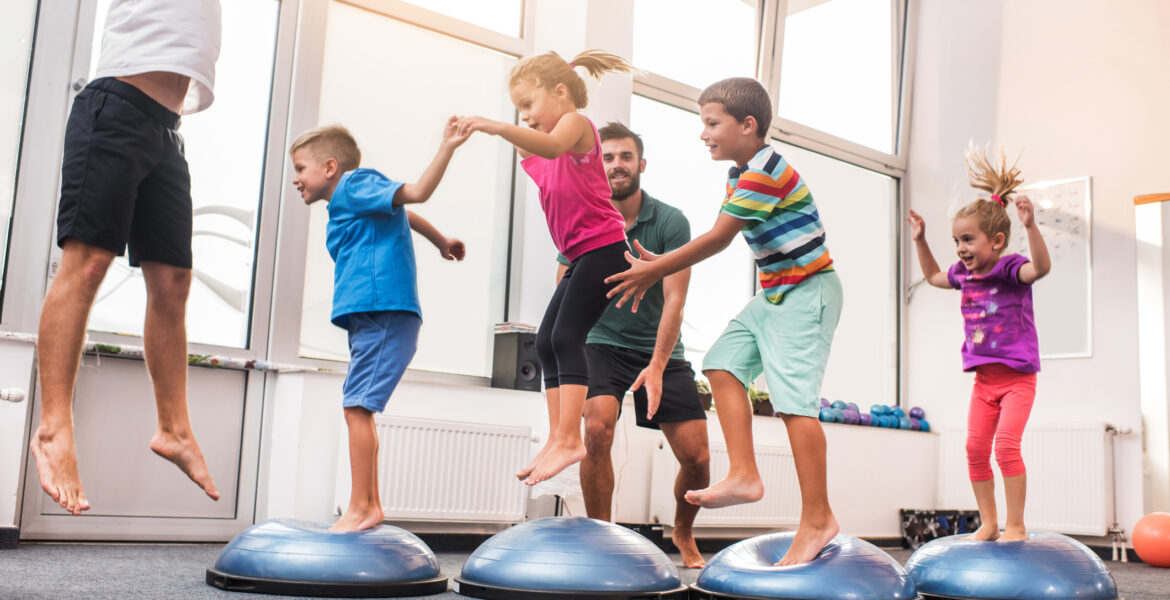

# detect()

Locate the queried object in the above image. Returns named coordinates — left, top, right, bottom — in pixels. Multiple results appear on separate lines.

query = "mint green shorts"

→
left=701, top=271, right=843, bottom=417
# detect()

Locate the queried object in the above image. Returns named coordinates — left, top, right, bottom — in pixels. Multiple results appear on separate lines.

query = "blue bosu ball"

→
left=455, top=517, right=689, bottom=599
left=205, top=519, right=447, bottom=597
left=820, top=408, right=835, bottom=422
left=906, top=532, right=1118, bottom=599
left=691, top=532, right=920, bottom=600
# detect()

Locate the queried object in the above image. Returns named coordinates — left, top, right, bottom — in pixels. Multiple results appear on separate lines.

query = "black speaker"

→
left=492, top=331, right=542, bottom=392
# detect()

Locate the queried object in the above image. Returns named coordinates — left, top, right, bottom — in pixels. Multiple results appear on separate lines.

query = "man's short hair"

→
left=289, top=124, right=361, bottom=173
left=598, top=121, right=644, bottom=161
left=698, top=77, right=772, bottom=139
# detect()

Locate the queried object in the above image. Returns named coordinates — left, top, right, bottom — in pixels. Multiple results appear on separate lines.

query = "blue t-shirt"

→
left=326, top=168, right=420, bottom=328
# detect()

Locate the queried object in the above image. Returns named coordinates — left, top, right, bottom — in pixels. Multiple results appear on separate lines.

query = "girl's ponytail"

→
left=509, top=49, right=634, bottom=109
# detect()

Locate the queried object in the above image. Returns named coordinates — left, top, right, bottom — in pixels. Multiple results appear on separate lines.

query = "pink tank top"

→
left=520, top=117, right=627, bottom=262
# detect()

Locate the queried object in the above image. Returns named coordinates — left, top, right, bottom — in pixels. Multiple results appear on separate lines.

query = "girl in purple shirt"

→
left=908, top=145, right=1052, bottom=543
left=455, top=51, right=633, bottom=486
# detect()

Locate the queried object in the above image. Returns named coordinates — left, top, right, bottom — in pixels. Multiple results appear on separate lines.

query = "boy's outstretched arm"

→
left=907, top=209, right=951, bottom=289
left=455, top=112, right=590, bottom=159
left=407, top=211, right=465, bottom=261
left=606, top=213, right=745, bottom=312
left=1014, top=195, right=1051, bottom=284
left=395, top=117, right=470, bottom=205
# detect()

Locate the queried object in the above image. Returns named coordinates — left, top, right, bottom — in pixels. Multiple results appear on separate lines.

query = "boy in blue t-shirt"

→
left=289, top=121, right=468, bottom=531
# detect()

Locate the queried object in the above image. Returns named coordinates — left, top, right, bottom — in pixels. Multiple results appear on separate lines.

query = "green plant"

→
left=748, top=385, right=770, bottom=404
left=695, top=379, right=711, bottom=395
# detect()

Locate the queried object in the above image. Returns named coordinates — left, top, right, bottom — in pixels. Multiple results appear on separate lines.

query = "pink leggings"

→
left=966, top=363, right=1036, bottom=482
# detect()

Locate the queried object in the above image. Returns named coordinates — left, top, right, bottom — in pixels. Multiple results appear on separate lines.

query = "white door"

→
left=19, top=0, right=290, bottom=541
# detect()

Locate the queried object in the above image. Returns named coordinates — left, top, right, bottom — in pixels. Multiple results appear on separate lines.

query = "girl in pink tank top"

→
left=456, top=50, right=634, bottom=486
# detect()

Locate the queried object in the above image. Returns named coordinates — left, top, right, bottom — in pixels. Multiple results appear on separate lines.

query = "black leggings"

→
left=537, top=241, right=630, bottom=388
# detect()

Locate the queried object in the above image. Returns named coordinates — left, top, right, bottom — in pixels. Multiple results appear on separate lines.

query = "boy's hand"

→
left=439, top=238, right=465, bottom=261
left=1015, top=195, right=1036, bottom=228
left=907, top=209, right=926, bottom=242
left=443, top=116, right=472, bottom=150
left=605, top=247, right=661, bottom=312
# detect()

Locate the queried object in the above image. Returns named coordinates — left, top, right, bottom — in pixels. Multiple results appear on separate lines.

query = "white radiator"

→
left=649, top=441, right=800, bottom=528
left=938, top=423, right=1112, bottom=535
left=334, top=416, right=531, bottom=523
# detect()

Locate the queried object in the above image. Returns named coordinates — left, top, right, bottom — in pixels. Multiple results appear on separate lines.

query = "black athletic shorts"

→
left=56, top=77, right=193, bottom=268
left=585, top=343, right=707, bottom=430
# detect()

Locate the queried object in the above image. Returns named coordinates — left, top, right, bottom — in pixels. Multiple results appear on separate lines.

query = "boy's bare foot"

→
left=683, top=476, right=764, bottom=509
left=150, top=431, right=220, bottom=501
left=516, top=441, right=555, bottom=481
left=673, top=527, right=705, bottom=568
left=998, top=527, right=1028, bottom=542
left=30, top=427, right=90, bottom=515
left=777, top=517, right=839, bottom=565
left=966, top=524, right=1000, bottom=541
left=331, top=505, right=385, bottom=532
left=524, top=441, right=586, bottom=485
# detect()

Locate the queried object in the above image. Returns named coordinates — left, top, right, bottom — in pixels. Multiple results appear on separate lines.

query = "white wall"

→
left=905, top=0, right=1170, bottom=539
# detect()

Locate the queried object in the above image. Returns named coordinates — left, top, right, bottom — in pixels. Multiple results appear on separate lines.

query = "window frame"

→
left=628, top=0, right=917, bottom=405
left=268, top=0, right=534, bottom=380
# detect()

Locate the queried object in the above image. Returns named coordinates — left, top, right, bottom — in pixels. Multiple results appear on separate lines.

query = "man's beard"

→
left=608, top=170, right=641, bottom=201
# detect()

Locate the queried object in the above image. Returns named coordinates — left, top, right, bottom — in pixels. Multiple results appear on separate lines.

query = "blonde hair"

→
left=508, top=49, right=635, bottom=109
left=289, top=124, right=361, bottom=173
left=956, top=143, right=1024, bottom=248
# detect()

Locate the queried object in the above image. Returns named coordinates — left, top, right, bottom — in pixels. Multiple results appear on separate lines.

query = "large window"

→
left=771, top=141, right=898, bottom=406
left=299, top=1, right=515, bottom=378
left=397, top=0, right=523, bottom=37
left=0, top=0, right=38, bottom=315
left=87, top=0, right=279, bottom=348
left=778, top=0, right=897, bottom=153
left=633, top=0, right=759, bottom=91
left=629, top=95, right=755, bottom=368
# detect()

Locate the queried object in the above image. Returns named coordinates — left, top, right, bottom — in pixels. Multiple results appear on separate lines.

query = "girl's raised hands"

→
left=907, top=209, right=927, bottom=242
left=1015, top=194, right=1035, bottom=228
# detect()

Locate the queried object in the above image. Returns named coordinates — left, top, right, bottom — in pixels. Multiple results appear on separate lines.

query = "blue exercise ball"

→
left=830, top=408, right=845, bottom=423
left=906, top=532, right=1118, bottom=599
left=899, top=417, right=912, bottom=430
left=891, top=406, right=906, bottom=418
left=870, top=404, right=887, bottom=416
left=693, top=532, right=918, bottom=600
left=919, top=419, right=931, bottom=433
left=819, top=408, right=834, bottom=422
left=831, top=400, right=847, bottom=410
left=206, top=519, right=447, bottom=596
left=456, top=517, right=688, bottom=599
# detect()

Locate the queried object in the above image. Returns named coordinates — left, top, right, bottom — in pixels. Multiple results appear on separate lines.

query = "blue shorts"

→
left=342, top=311, right=421, bottom=413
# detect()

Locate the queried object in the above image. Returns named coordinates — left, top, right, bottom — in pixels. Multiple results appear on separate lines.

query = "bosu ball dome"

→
left=205, top=519, right=447, bottom=597
left=691, top=531, right=920, bottom=600
left=905, top=531, right=1118, bottom=599
left=454, top=516, right=690, bottom=599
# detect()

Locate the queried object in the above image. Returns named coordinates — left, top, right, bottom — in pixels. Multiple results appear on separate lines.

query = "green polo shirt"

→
left=557, top=191, right=691, bottom=359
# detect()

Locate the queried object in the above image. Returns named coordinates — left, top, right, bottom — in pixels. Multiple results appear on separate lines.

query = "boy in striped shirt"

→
left=606, top=77, right=843, bottom=566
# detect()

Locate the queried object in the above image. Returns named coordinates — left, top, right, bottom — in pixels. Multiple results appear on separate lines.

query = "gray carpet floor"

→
left=1, top=543, right=1168, bottom=599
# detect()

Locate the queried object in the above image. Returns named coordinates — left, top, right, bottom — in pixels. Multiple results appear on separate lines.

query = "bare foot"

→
left=998, top=527, right=1028, bottom=542
left=524, top=441, right=586, bottom=485
left=966, top=525, right=1000, bottom=541
left=516, top=439, right=556, bottom=480
left=330, top=505, right=384, bottom=532
left=150, top=431, right=220, bottom=501
left=29, top=426, right=90, bottom=515
left=683, top=476, right=764, bottom=509
left=673, top=527, right=706, bottom=568
left=777, top=517, right=839, bottom=566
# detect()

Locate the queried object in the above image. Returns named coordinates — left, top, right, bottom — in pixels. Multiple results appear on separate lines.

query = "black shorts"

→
left=56, top=77, right=192, bottom=268
left=585, top=343, right=707, bottom=430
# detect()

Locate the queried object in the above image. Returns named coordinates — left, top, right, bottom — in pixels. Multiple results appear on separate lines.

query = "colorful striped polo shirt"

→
left=721, top=145, right=834, bottom=304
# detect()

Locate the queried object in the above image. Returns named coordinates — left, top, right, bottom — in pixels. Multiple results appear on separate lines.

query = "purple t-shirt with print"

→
left=947, top=253, right=1040, bottom=373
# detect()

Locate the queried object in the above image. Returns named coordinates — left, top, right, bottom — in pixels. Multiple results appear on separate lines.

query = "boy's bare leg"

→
left=333, top=406, right=384, bottom=531
left=684, top=370, right=763, bottom=508
left=999, top=474, right=1027, bottom=541
left=661, top=419, right=710, bottom=568
left=517, top=387, right=561, bottom=480
left=30, top=240, right=112, bottom=515
left=526, top=383, right=588, bottom=485
left=967, top=478, right=1000, bottom=541
left=776, top=414, right=838, bottom=565
left=140, top=261, right=218, bottom=501
left=580, top=395, right=620, bottom=519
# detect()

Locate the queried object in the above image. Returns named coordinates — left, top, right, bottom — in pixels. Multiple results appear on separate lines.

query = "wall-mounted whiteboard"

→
left=1009, top=176, right=1092, bottom=358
